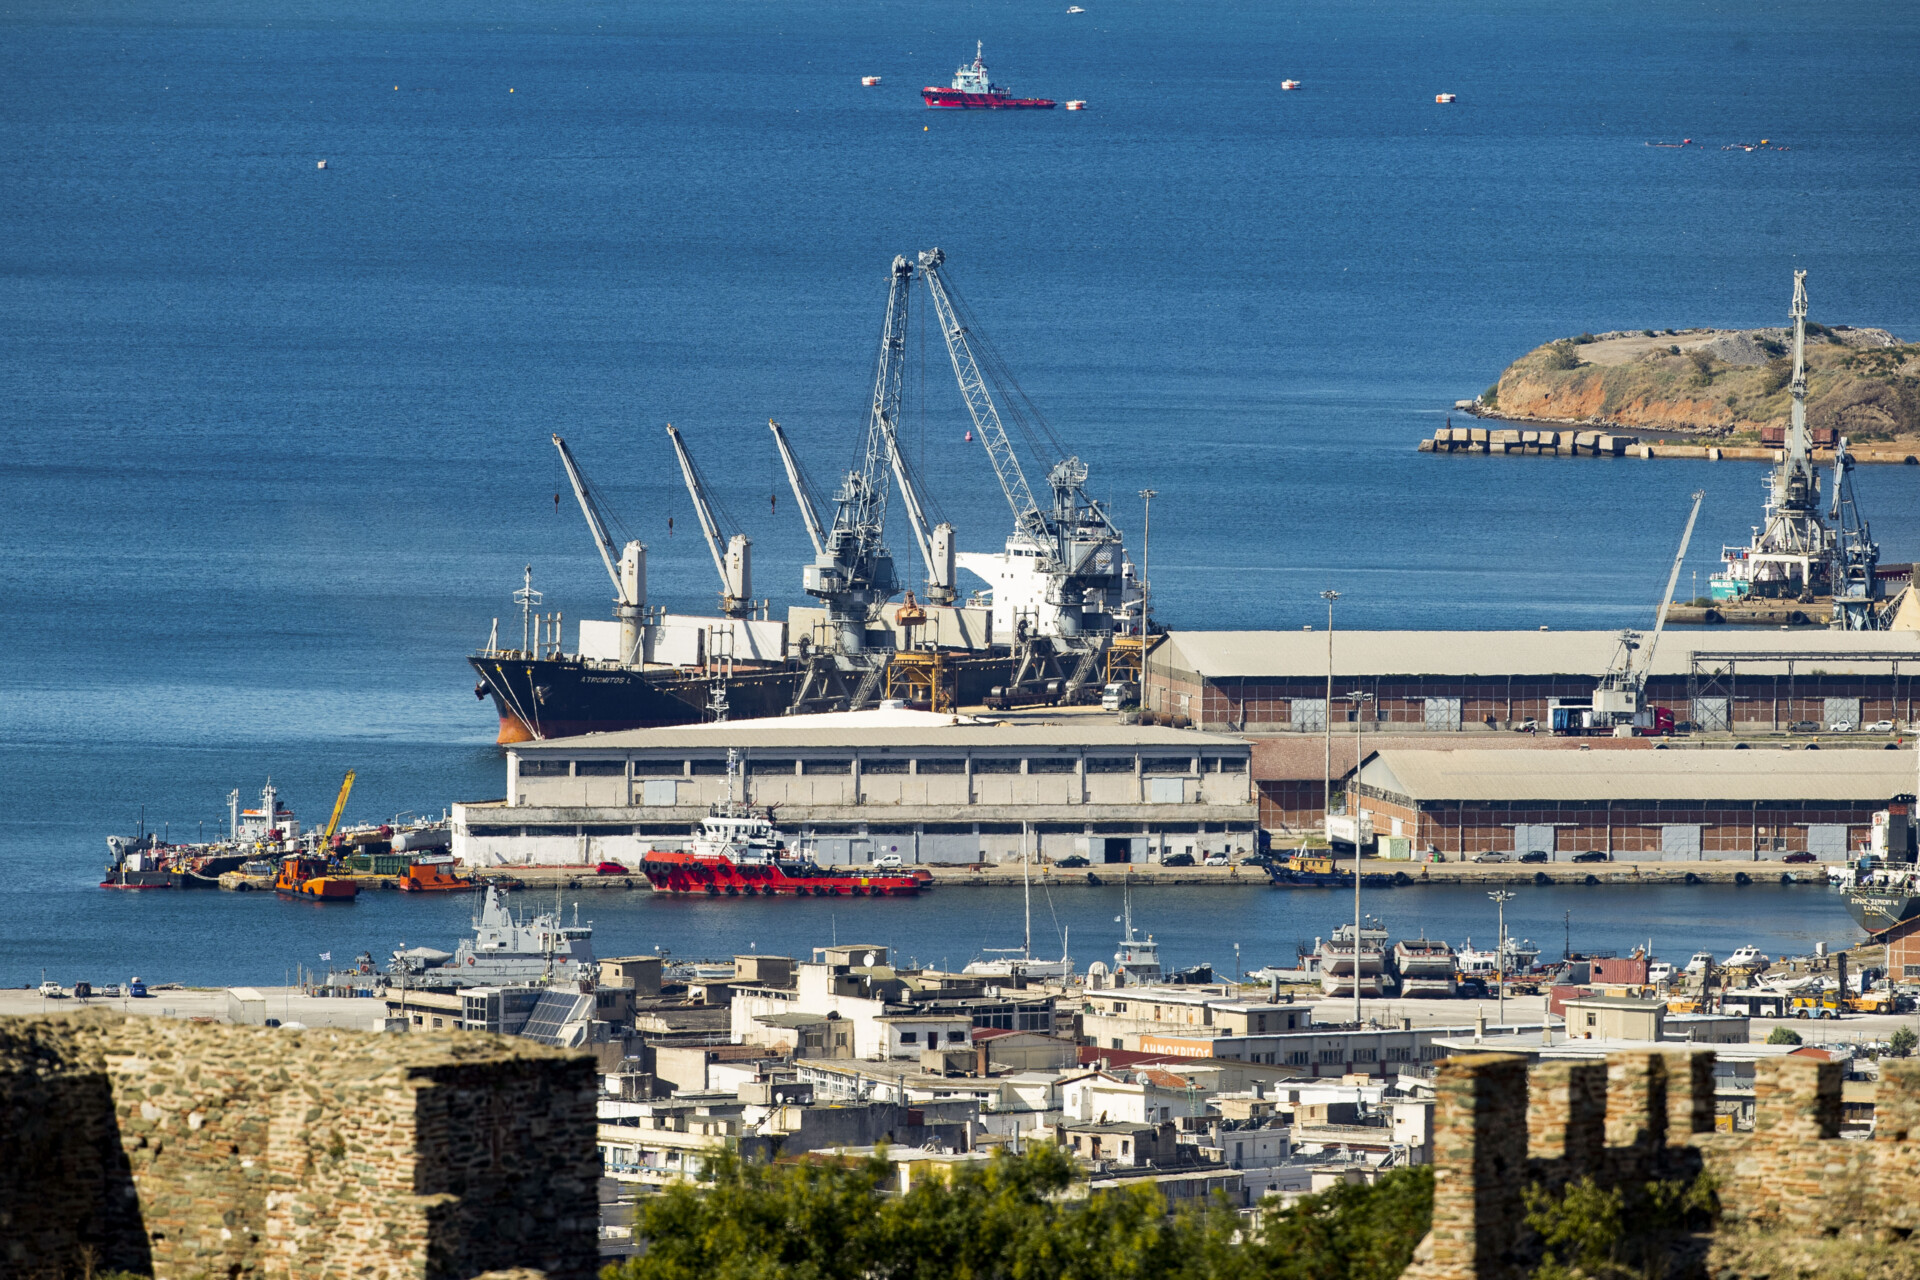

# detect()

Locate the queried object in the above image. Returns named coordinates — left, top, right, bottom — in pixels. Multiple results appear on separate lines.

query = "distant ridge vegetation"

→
left=1478, top=325, right=1920, bottom=443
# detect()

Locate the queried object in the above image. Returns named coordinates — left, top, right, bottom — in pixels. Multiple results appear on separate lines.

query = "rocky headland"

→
left=1471, top=324, right=1920, bottom=446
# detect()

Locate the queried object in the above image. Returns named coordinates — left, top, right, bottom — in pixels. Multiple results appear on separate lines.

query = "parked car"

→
left=1572, top=851, right=1609, bottom=863
left=1056, top=855, right=1090, bottom=868
left=72, top=981, right=93, bottom=999
left=1869, top=719, right=1896, bottom=733
left=594, top=860, right=630, bottom=876
left=128, top=978, right=149, bottom=998
left=1162, top=852, right=1196, bottom=867
left=873, top=852, right=903, bottom=870
left=1519, top=851, right=1551, bottom=864
left=97, top=983, right=122, bottom=998
left=38, top=981, right=65, bottom=998
left=1202, top=853, right=1232, bottom=867
left=1790, top=720, right=1820, bottom=733
left=1783, top=852, right=1818, bottom=864
left=1828, top=720, right=1854, bottom=733
left=1473, top=852, right=1511, bottom=864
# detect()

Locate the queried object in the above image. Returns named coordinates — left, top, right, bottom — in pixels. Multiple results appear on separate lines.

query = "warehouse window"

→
left=1317, top=1049, right=1343, bottom=1064
left=805, top=759, right=851, bottom=775
left=1287, top=1051, right=1310, bottom=1066
left=690, top=759, right=728, bottom=775
left=900, top=1031, right=918, bottom=1044
left=517, top=759, right=568, bottom=776
left=916, top=759, right=966, bottom=774
left=1028, top=758, right=1078, bottom=773
left=1086, top=757, right=1135, bottom=773
left=973, top=758, right=1021, bottom=774
left=749, top=759, right=797, bottom=775
left=862, top=758, right=910, bottom=774
left=575, top=760, right=624, bottom=776
left=1354, top=1048, right=1377, bottom=1062
left=468, top=825, right=517, bottom=837
left=632, top=760, right=684, bottom=776
left=1142, top=757, right=1194, bottom=774
left=522, top=825, right=577, bottom=836
left=1205, top=756, right=1248, bottom=773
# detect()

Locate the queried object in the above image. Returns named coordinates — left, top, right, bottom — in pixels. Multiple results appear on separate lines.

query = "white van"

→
left=1101, top=682, right=1129, bottom=711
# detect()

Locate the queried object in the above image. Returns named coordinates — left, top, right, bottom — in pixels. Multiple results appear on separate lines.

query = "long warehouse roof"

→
left=1363, top=747, right=1919, bottom=804
left=1155, top=629, right=1920, bottom=680
left=517, top=709, right=1248, bottom=754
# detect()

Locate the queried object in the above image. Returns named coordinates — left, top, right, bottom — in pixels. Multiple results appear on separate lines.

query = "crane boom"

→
left=551, top=434, right=635, bottom=606
left=880, top=417, right=957, bottom=604
left=321, top=769, right=355, bottom=850
left=768, top=419, right=827, bottom=556
left=666, top=425, right=753, bottom=617
left=917, top=247, right=1050, bottom=554
left=1638, top=489, right=1706, bottom=686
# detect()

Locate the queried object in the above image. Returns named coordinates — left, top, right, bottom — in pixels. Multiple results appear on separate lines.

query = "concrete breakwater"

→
left=1421, top=423, right=1919, bottom=464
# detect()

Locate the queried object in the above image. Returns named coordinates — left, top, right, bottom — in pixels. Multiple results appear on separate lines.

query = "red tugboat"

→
left=640, top=754, right=932, bottom=898
left=923, top=43, right=1056, bottom=110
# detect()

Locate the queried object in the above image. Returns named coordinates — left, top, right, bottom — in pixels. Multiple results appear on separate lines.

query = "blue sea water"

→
left=3, top=0, right=1918, bottom=984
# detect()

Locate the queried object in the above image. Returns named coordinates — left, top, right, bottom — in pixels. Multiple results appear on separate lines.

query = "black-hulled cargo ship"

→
left=470, top=648, right=1014, bottom=743
left=1843, top=794, right=1919, bottom=935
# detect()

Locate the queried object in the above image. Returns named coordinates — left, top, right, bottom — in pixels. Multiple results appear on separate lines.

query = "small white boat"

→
left=1435, top=92, right=1457, bottom=104
left=1281, top=80, right=1301, bottom=91
left=1647, top=961, right=1674, bottom=985
left=1723, top=945, right=1771, bottom=970
left=1683, top=950, right=1715, bottom=974
left=1067, top=6, right=1085, bottom=11
left=1065, top=99, right=1087, bottom=110
left=861, top=76, right=882, bottom=86
left=316, top=159, right=328, bottom=169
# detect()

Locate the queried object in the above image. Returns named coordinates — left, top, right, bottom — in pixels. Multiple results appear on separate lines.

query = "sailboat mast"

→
left=1023, top=839, right=1032, bottom=959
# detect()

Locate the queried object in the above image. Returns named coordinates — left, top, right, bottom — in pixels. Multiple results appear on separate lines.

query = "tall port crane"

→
left=1827, top=437, right=1882, bottom=630
left=917, top=247, right=1130, bottom=697
left=551, top=434, right=647, bottom=665
left=1592, top=490, right=1704, bottom=731
left=665, top=425, right=755, bottom=618
left=768, top=419, right=827, bottom=558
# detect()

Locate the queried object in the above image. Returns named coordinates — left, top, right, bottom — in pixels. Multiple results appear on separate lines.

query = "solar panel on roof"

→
left=518, top=991, right=592, bottom=1045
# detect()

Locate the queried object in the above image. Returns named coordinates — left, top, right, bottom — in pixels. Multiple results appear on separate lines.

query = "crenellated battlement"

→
left=1405, top=1050, right=1920, bottom=1280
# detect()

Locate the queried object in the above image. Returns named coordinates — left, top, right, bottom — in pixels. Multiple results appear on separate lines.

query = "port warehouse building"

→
left=1143, top=628, right=1920, bottom=831
left=451, top=710, right=1257, bottom=867
left=1347, top=747, right=1914, bottom=860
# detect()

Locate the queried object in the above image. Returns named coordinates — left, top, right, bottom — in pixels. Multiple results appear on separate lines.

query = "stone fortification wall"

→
left=0, top=1010, right=598, bottom=1280
left=1405, top=1048, right=1920, bottom=1280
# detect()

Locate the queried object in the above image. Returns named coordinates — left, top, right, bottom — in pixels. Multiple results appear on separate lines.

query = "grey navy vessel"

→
left=388, top=885, right=596, bottom=987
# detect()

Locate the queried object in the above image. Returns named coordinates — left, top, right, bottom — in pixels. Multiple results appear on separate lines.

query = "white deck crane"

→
left=550, top=433, right=647, bottom=665
left=768, top=419, right=827, bottom=558
left=916, top=247, right=1131, bottom=697
left=1592, top=489, right=1704, bottom=731
left=665, top=425, right=754, bottom=618
left=864, top=254, right=958, bottom=605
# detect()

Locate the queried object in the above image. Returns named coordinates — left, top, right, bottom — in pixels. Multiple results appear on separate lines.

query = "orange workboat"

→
left=397, top=854, right=476, bottom=893
left=275, top=855, right=359, bottom=901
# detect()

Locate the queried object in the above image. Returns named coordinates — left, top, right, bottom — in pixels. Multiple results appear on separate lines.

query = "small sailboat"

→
left=963, top=846, right=1072, bottom=979
left=1112, top=878, right=1162, bottom=984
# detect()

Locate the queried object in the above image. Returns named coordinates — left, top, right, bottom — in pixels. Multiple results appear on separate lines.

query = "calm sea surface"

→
left=3, top=0, right=1917, bottom=984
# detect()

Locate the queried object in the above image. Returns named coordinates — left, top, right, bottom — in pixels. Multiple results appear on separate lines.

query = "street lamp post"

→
left=1138, top=489, right=1157, bottom=633
left=1320, top=590, right=1339, bottom=827
left=1346, top=688, right=1374, bottom=1027
left=1489, top=891, right=1516, bottom=1032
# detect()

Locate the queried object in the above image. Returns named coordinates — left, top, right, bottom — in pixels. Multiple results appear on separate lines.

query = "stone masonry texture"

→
left=1403, top=1050, right=1920, bottom=1280
left=0, top=1010, right=598, bottom=1280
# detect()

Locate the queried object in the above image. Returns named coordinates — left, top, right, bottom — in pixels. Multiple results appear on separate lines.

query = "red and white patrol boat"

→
left=923, top=43, right=1056, bottom=110
left=639, top=753, right=932, bottom=898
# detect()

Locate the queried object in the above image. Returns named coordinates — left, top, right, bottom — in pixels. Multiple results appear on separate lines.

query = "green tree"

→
left=604, top=1147, right=1433, bottom=1280
left=1767, top=1025, right=1803, bottom=1046
left=1890, top=1026, right=1917, bottom=1057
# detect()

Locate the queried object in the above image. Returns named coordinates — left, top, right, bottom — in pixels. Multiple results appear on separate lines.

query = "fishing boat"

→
left=217, top=859, right=278, bottom=891
left=1111, top=880, right=1162, bottom=984
left=923, top=43, right=1056, bottom=109
left=1265, top=851, right=1346, bottom=888
left=397, top=853, right=476, bottom=893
